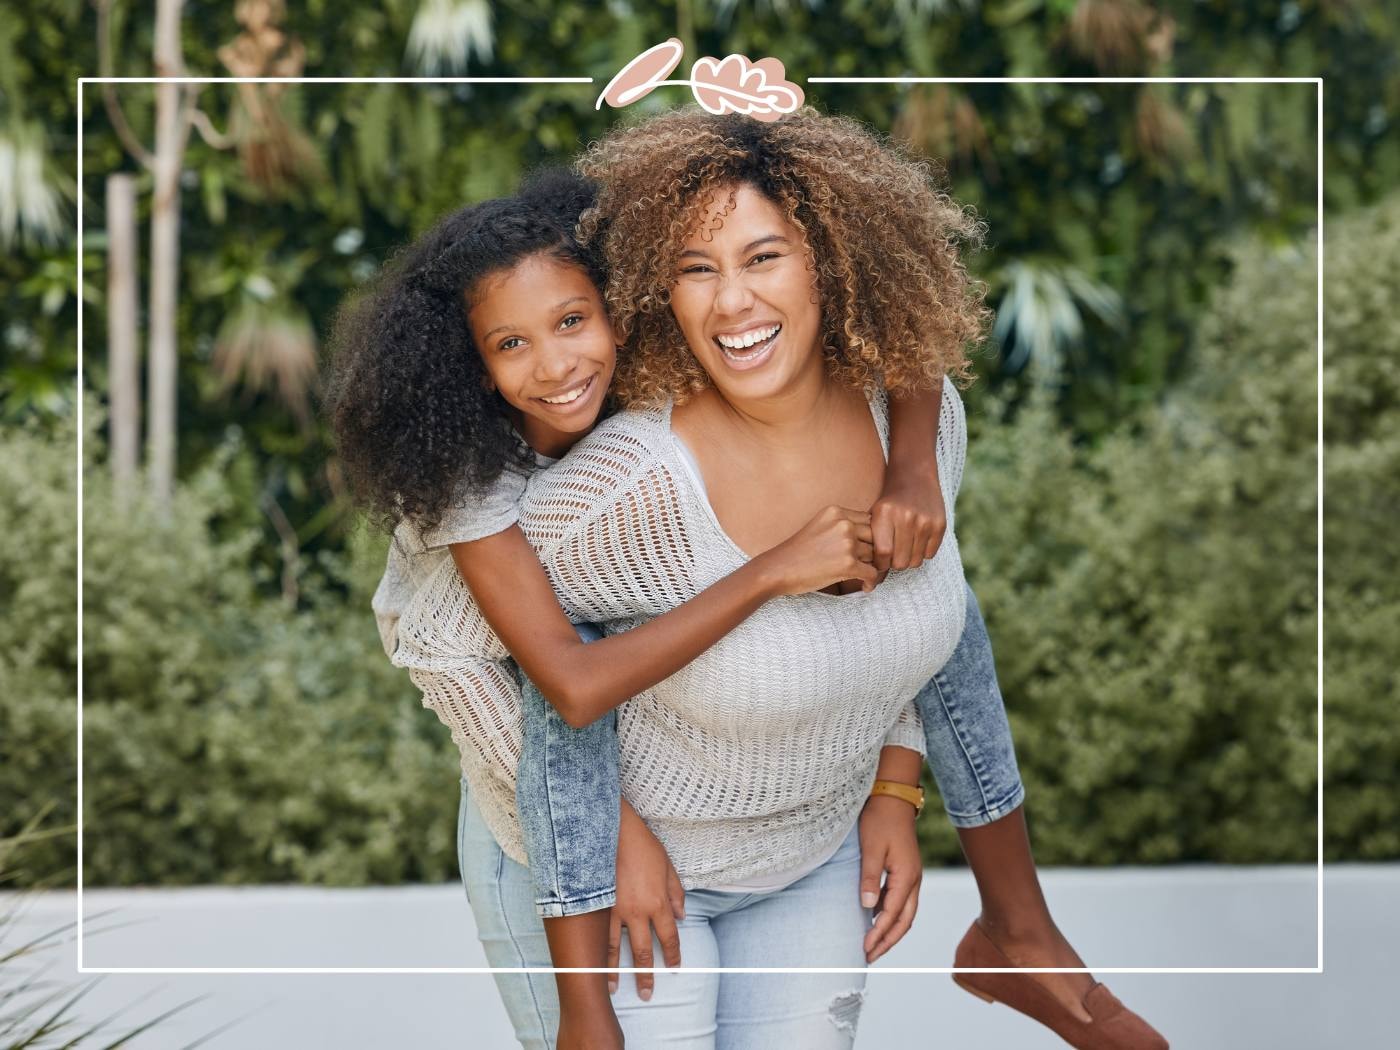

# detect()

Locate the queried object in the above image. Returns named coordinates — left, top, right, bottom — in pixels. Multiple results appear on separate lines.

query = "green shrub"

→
left=5, top=201, right=1393, bottom=884
left=920, top=201, right=1397, bottom=865
left=1, top=410, right=461, bottom=885
left=1318, top=197, right=1400, bottom=860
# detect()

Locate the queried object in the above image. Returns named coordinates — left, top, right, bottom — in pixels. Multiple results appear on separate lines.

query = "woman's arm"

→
left=452, top=505, right=879, bottom=728
left=875, top=383, right=948, bottom=571
left=859, top=744, right=924, bottom=963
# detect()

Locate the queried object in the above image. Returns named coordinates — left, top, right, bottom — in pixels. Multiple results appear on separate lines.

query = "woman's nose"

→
left=713, top=272, right=755, bottom=317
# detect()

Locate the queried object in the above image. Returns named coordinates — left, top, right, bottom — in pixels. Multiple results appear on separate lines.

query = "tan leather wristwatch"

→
left=869, top=779, right=925, bottom=816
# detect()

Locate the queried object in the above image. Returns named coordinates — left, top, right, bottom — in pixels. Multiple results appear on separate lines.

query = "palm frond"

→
left=406, top=0, right=494, bottom=74
left=1, top=811, right=215, bottom=1049
left=991, top=259, right=1126, bottom=376
left=213, top=299, right=319, bottom=425
left=0, top=122, right=66, bottom=249
left=1065, top=0, right=1153, bottom=74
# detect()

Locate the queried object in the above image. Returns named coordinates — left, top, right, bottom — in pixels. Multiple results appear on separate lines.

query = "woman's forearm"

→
left=874, top=743, right=924, bottom=786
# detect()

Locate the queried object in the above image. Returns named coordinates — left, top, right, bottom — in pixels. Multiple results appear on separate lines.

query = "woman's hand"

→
left=755, top=505, right=881, bottom=596
left=870, top=460, right=946, bottom=574
left=858, top=794, right=924, bottom=963
left=609, top=802, right=686, bottom=1000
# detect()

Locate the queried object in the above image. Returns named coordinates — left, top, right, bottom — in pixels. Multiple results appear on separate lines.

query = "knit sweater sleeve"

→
left=523, top=409, right=699, bottom=622
left=390, top=556, right=523, bottom=787
left=882, top=704, right=926, bottom=755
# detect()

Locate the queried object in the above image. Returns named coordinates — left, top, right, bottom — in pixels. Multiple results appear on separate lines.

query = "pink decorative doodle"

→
left=596, top=41, right=804, bottom=122
left=596, top=38, right=686, bottom=109
left=689, top=55, right=803, bottom=121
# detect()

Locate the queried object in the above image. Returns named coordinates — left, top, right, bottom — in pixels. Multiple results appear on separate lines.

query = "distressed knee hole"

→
left=827, top=987, right=865, bottom=1034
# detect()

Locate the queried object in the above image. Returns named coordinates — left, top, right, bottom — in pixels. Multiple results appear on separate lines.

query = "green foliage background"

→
left=1, top=1, right=1394, bottom=883
left=9, top=199, right=1395, bottom=883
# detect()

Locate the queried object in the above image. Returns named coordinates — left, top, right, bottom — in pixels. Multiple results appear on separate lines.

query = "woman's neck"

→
left=702, top=356, right=853, bottom=455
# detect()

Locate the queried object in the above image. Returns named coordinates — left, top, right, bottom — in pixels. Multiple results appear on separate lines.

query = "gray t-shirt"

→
left=372, top=442, right=555, bottom=658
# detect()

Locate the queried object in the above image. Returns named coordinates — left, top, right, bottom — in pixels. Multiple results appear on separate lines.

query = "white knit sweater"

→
left=393, top=380, right=969, bottom=889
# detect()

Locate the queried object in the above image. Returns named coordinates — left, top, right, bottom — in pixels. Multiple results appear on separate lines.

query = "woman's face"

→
left=468, top=253, right=616, bottom=458
left=669, top=183, right=823, bottom=406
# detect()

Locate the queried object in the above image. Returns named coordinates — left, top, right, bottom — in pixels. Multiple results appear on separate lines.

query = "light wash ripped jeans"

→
left=462, top=579, right=1024, bottom=1045
left=458, top=781, right=870, bottom=1050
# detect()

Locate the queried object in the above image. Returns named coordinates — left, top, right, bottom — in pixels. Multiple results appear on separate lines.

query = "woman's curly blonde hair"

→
left=577, top=107, right=988, bottom=407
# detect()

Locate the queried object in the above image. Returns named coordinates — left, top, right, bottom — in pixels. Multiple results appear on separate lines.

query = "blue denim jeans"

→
left=458, top=779, right=560, bottom=1050
left=514, top=622, right=620, bottom=918
left=609, top=824, right=869, bottom=1049
left=514, top=580, right=1025, bottom=917
left=459, top=781, right=868, bottom=1049
left=916, top=582, right=1025, bottom=827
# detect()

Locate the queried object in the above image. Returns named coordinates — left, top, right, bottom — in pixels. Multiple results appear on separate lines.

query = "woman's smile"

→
left=670, top=184, right=823, bottom=401
left=715, top=323, right=782, bottom=369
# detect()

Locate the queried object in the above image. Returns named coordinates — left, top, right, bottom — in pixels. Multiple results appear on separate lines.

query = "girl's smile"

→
left=468, top=254, right=617, bottom=458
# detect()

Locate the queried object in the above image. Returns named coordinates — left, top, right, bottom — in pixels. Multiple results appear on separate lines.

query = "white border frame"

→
left=75, top=74, right=1325, bottom=977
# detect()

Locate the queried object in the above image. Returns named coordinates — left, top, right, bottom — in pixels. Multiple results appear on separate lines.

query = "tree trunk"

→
left=146, top=0, right=186, bottom=513
left=106, top=173, right=140, bottom=504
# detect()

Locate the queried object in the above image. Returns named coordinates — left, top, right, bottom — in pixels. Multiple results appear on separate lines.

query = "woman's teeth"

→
left=716, top=325, right=780, bottom=359
left=539, top=376, right=593, bottom=405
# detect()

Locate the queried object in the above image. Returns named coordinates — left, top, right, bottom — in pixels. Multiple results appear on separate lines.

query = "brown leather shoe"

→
left=952, top=920, right=1169, bottom=1050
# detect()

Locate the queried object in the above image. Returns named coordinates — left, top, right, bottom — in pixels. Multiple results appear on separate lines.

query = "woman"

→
left=397, top=186, right=955, bottom=1050
left=358, top=109, right=1159, bottom=1050
left=395, top=110, right=1166, bottom=1048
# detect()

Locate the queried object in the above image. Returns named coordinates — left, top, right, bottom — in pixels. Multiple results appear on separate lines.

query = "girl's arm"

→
left=452, top=504, right=878, bottom=728
left=875, top=383, right=948, bottom=571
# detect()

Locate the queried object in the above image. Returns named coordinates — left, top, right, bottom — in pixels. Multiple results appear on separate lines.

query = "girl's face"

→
left=668, top=183, right=823, bottom=407
left=468, top=254, right=616, bottom=458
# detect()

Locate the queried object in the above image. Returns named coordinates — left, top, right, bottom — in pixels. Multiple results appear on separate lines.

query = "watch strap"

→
left=870, top=779, right=925, bottom=816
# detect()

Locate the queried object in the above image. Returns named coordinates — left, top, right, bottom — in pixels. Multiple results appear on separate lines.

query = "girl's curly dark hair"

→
left=324, top=169, right=602, bottom=535
left=577, top=108, right=988, bottom=406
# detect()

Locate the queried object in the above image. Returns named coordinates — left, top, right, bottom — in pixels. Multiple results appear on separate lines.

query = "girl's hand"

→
left=609, top=803, right=685, bottom=1000
left=870, top=462, right=946, bottom=574
left=756, top=505, right=881, bottom=596
left=858, top=794, right=923, bottom=963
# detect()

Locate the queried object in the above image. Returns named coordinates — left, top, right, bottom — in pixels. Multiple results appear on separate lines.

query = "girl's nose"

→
left=535, top=340, right=578, bottom=382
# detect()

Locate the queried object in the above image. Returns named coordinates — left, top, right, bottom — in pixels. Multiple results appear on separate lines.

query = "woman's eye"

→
left=559, top=313, right=584, bottom=330
left=680, top=264, right=714, bottom=275
left=749, top=253, right=779, bottom=266
left=499, top=337, right=524, bottom=352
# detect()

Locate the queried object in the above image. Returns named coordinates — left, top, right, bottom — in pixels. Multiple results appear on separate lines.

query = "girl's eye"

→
left=559, top=313, right=584, bottom=330
left=499, top=337, right=525, bottom=352
left=680, top=263, right=715, bottom=275
left=749, top=253, right=779, bottom=266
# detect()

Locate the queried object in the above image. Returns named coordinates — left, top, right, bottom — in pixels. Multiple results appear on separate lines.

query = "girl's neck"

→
left=511, top=408, right=596, bottom=460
